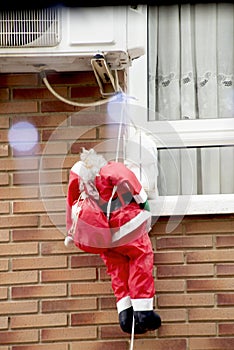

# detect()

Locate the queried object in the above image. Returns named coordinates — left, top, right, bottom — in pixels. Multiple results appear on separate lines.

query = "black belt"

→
left=100, top=192, right=135, bottom=215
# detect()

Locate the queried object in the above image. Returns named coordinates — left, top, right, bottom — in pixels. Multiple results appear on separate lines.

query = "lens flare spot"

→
left=8, top=121, right=38, bottom=152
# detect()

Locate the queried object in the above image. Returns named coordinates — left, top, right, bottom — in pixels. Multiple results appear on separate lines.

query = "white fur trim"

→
left=71, top=161, right=88, bottom=178
left=64, top=236, right=74, bottom=247
left=117, top=296, right=132, bottom=314
left=131, top=298, right=154, bottom=311
left=112, top=211, right=152, bottom=242
left=133, top=187, right=148, bottom=204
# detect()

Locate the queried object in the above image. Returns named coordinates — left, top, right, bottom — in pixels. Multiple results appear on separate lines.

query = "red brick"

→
left=13, top=199, right=65, bottom=213
left=0, top=229, right=10, bottom=242
left=71, top=86, right=101, bottom=98
left=0, top=242, right=38, bottom=256
left=71, top=341, right=128, bottom=350
left=42, top=126, right=96, bottom=142
left=156, top=236, right=212, bottom=250
left=158, top=309, right=186, bottom=323
left=12, top=114, right=69, bottom=128
left=12, top=284, right=67, bottom=299
left=41, top=326, right=96, bottom=341
left=0, top=259, right=9, bottom=271
left=0, top=330, right=38, bottom=344
left=13, top=142, right=68, bottom=157
left=13, top=87, right=67, bottom=99
left=13, top=170, right=68, bottom=185
left=187, top=278, right=234, bottom=292
left=185, top=220, right=234, bottom=234
left=217, top=264, right=234, bottom=276
left=0, top=173, right=9, bottom=185
left=41, top=241, right=78, bottom=255
left=71, top=310, right=117, bottom=325
left=190, top=337, right=234, bottom=350
left=0, top=88, right=9, bottom=100
left=219, top=323, right=234, bottom=336
left=0, top=143, right=8, bottom=156
left=150, top=220, right=183, bottom=235
left=42, top=298, right=97, bottom=313
left=99, top=124, right=121, bottom=139
left=71, top=112, right=109, bottom=126
left=12, top=345, right=68, bottom=350
left=0, top=101, right=37, bottom=114
left=41, top=100, right=82, bottom=113
left=187, top=250, right=234, bottom=263
left=0, top=129, right=8, bottom=142
left=0, top=73, right=38, bottom=86
left=0, top=116, right=9, bottom=128
left=0, top=271, right=38, bottom=285
left=156, top=280, right=185, bottom=293
left=158, top=322, right=216, bottom=337
left=0, top=301, right=38, bottom=315
left=71, top=282, right=113, bottom=296
left=189, top=307, right=234, bottom=321
left=130, top=338, right=187, bottom=350
left=154, top=252, right=184, bottom=265
left=39, top=184, right=67, bottom=198
left=71, top=141, right=100, bottom=154
left=41, top=268, right=96, bottom=282
left=71, top=255, right=104, bottom=268
left=99, top=297, right=116, bottom=310
left=40, top=213, right=66, bottom=227
left=217, top=293, right=234, bottom=306
left=158, top=293, right=214, bottom=308
left=12, top=228, right=63, bottom=242
left=102, top=324, right=133, bottom=339
left=0, top=201, right=10, bottom=214
left=44, top=71, right=97, bottom=85
left=11, top=313, right=67, bottom=329
left=0, top=186, right=38, bottom=200
left=99, top=267, right=110, bottom=280
left=157, top=264, right=214, bottom=279
left=0, top=158, right=38, bottom=171
left=40, top=155, right=78, bottom=170
left=0, top=287, right=8, bottom=300
left=0, top=316, right=8, bottom=329
left=216, top=235, right=234, bottom=247
left=12, top=256, right=67, bottom=271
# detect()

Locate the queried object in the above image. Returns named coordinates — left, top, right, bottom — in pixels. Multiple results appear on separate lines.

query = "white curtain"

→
left=149, top=3, right=234, bottom=195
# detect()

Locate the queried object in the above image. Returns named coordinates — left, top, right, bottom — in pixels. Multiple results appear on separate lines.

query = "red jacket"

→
left=66, top=161, right=151, bottom=253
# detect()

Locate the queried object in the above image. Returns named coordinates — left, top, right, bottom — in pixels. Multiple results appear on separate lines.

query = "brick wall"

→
left=0, top=72, right=234, bottom=350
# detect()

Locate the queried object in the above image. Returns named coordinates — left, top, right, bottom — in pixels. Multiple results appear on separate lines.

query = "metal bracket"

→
left=91, top=54, right=120, bottom=97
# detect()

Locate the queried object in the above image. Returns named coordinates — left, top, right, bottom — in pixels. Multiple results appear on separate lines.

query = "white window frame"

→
left=128, top=7, right=234, bottom=216
left=147, top=118, right=234, bottom=216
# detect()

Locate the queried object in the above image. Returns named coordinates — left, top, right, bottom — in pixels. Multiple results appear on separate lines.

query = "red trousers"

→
left=100, top=233, right=155, bottom=313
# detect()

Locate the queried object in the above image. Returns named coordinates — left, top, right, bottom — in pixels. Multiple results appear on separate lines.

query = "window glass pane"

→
left=157, top=146, right=234, bottom=195
left=148, top=3, right=234, bottom=196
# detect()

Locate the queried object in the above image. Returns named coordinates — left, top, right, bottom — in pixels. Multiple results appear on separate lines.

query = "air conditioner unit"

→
left=0, top=6, right=146, bottom=73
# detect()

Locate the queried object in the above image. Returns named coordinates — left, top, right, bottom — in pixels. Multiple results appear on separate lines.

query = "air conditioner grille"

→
left=0, top=8, right=60, bottom=47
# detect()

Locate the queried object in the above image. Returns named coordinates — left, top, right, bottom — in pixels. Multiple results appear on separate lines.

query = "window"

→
left=129, top=3, right=234, bottom=216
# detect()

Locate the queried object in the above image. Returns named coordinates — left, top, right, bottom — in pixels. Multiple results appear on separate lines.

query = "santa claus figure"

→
left=65, top=148, right=161, bottom=334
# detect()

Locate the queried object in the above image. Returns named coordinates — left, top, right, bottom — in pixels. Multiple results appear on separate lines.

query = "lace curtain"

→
left=148, top=3, right=234, bottom=195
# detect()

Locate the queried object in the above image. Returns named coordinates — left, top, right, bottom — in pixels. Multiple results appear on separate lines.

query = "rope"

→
left=129, top=314, right=135, bottom=350
left=40, top=70, right=120, bottom=107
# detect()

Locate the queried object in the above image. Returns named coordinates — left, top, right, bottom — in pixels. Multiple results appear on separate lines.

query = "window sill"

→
left=148, top=194, right=234, bottom=216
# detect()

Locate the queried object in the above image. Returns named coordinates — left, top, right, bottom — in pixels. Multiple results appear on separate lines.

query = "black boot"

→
left=134, top=310, right=161, bottom=333
left=119, top=307, right=148, bottom=334
left=119, top=306, right=133, bottom=334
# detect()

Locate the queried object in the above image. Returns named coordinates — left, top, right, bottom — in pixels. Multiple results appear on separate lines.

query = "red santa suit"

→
left=66, top=148, right=161, bottom=334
